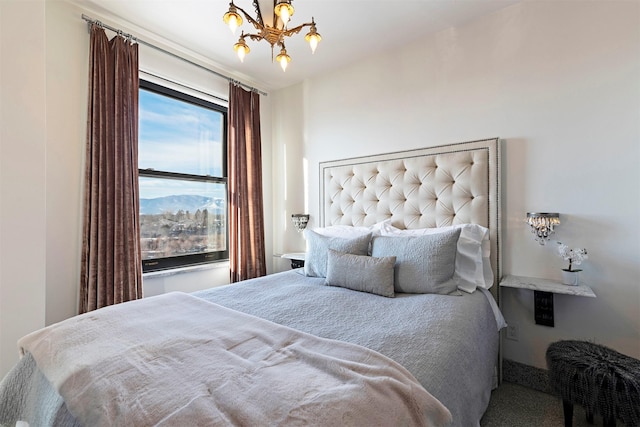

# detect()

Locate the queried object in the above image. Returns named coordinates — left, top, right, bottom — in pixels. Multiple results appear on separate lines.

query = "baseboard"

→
left=502, top=359, right=552, bottom=394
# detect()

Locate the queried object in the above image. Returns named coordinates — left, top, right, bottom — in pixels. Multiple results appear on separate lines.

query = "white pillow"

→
left=303, top=229, right=372, bottom=278
left=313, top=220, right=391, bottom=255
left=380, top=222, right=493, bottom=293
left=312, top=219, right=390, bottom=238
left=371, top=229, right=461, bottom=295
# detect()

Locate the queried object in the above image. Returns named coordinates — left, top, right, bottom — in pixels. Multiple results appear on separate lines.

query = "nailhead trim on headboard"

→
left=319, top=138, right=501, bottom=299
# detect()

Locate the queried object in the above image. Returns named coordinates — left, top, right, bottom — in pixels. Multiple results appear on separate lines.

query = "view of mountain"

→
left=140, top=195, right=224, bottom=215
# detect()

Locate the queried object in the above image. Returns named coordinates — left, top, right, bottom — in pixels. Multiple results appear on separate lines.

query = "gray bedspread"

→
left=12, top=292, right=450, bottom=426
left=0, top=269, right=502, bottom=427
left=194, top=270, right=502, bottom=427
left=0, top=353, right=79, bottom=427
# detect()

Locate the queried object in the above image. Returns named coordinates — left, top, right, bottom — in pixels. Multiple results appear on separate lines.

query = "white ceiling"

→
left=76, top=0, right=523, bottom=91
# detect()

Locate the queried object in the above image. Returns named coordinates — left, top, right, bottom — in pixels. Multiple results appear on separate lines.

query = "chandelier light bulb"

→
left=304, top=20, right=321, bottom=54
left=237, top=46, right=247, bottom=62
left=276, top=48, right=291, bottom=71
left=279, top=8, right=290, bottom=24
left=234, top=37, right=250, bottom=62
left=223, top=4, right=243, bottom=34
left=274, top=1, right=294, bottom=25
left=309, top=35, right=319, bottom=53
left=227, top=15, right=239, bottom=34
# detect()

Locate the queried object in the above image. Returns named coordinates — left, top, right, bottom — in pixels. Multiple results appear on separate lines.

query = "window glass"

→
left=139, top=88, right=223, bottom=177
left=139, top=80, right=228, bottom=272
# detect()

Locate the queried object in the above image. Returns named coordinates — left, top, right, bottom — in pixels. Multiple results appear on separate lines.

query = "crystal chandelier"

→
left=291, top=214, right=310, bottom=232
left=526, top=212, right=560, bottom=245
left=223, top=0, right=321, bottom=72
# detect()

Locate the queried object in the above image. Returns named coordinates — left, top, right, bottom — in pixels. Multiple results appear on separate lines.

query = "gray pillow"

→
left=303, top=229, right=371, bottom=278
left=370, top=228, right=461, bottom=294
left=325, top=249, right=396, bottom=298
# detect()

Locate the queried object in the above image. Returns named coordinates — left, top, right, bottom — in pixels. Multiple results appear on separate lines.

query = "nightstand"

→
left=499, top=275, right=596, bottom=327
left=281, top=252, right=305, bottom=269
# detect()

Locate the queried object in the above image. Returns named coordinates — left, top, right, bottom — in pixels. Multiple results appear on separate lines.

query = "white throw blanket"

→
left=19, top=292, right=452, bottom=426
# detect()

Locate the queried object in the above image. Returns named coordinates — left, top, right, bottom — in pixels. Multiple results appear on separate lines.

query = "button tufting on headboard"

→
left=320, top=138, right=501, bottom=297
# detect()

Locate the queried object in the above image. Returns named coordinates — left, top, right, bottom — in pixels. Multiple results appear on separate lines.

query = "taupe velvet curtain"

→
left=79, top=25, right=142, bottom=313
left=228, top=83, right=266, bottom=282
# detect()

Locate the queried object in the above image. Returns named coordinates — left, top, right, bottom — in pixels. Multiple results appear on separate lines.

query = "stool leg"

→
left=563, top=400, right=574, bottom=427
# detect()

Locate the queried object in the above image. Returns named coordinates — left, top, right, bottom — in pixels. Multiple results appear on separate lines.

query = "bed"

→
left=0, top=138, right=504, bottom=427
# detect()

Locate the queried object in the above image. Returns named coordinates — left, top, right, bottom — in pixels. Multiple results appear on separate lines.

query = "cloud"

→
left=139, top=88, right=224, bottom=176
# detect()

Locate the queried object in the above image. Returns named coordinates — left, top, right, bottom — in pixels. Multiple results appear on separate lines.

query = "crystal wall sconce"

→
left=291, top=214, right=310, bottom=232
left=526, top=212, right=560, bottom=245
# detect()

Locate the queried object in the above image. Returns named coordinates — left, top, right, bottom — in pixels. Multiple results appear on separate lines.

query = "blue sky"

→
left=139, top=89, right=224, bottom=199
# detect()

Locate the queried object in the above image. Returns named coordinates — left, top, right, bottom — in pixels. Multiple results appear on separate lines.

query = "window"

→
left=138, top=80, right=228, bottom=272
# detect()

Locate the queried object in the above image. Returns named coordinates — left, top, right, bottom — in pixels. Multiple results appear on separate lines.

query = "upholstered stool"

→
left=546, top=340, right=640, bottom=427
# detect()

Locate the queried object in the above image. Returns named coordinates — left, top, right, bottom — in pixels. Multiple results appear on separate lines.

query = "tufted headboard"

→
left=319, top=138, right=501, bottom=300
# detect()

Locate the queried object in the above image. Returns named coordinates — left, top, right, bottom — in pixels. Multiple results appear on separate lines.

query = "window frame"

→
left=138, top=79, right=229, bottom=273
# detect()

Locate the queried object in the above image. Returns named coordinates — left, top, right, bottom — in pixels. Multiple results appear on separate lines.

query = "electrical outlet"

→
left=506, top=323, right=519, bottom=341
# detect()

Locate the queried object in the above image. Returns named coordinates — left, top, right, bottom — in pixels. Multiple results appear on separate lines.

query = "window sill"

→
left=143, top=260, right=229, bottom=279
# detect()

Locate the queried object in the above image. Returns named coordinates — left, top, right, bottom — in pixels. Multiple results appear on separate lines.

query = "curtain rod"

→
left=81, top=14, right=268, bottom=97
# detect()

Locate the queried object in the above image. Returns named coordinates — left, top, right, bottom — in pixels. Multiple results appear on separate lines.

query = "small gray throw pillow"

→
left=371, top=228, right=461, bottom=294
left=325, top=249, right=396, bottom=298
left=303, top=229, right=372, bottom=278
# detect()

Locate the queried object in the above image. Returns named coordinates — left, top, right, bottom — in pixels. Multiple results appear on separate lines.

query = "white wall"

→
left=274, top=1, right=640, bottom=369
left=271, top=84, right=309, bottom=259
left=0, top=0, right=48, bottom=381
left=44, top=0, right=87, bottom=330
left=0, top=0, right=274, bottom=378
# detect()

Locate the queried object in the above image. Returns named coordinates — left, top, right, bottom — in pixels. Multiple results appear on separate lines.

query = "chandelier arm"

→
left=250, top=0, right=263, bottom=26
left=281, top=22, right=314, bottom=37
left=231, top=4, right=264, bottom=31
left=244, top=33, right=266, bottom=43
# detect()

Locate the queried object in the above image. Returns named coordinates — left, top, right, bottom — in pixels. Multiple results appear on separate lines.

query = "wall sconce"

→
left=291, top=214, right=310, bottom=232
left=526, top=212, right=560, bottom=245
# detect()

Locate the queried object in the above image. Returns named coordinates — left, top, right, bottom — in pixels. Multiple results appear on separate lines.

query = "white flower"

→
left=557, top=242, right=588, bottom=271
